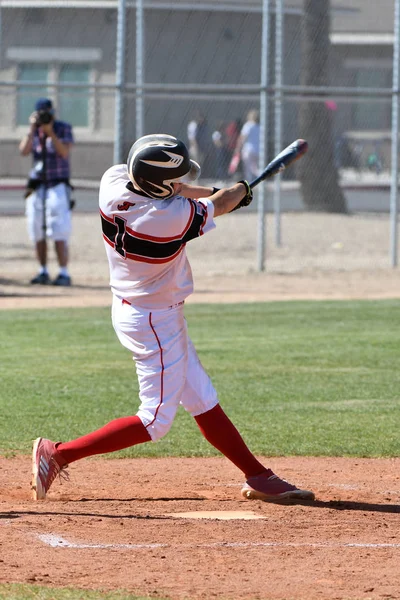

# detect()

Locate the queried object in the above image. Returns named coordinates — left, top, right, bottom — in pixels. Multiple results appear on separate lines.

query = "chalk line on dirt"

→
left=37, top=533, right=400, bottom=551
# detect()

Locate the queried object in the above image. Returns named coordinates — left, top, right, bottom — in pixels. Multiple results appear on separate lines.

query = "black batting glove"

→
left=230, top=180, right=253, bottom=212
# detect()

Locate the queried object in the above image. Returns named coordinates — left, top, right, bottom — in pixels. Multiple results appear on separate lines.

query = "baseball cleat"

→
left=241, top=469, right=315, bottom=503
left=31, top=437, right=68, bottom=500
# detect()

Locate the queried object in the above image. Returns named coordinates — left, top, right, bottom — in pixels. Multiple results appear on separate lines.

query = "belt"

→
left=122, top=299, right=184, bottom=309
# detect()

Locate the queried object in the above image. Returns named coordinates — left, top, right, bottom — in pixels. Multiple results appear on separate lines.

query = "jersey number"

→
left=114, top=216, right=126, bottom=257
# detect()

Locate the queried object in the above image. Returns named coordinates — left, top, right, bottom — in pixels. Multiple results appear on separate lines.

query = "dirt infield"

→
left=1, top=456, right=400, bottom=599
left=1, top=211, right=400, bottom=598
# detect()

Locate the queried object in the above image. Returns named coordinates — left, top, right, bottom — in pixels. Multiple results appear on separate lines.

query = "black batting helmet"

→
left=127, top=134, right=201, bottom=199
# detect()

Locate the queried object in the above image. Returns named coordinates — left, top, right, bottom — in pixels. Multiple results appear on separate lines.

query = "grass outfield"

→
left=0, top=585, right=165, bottom=599
left=0, top=299, right=399, bottom=458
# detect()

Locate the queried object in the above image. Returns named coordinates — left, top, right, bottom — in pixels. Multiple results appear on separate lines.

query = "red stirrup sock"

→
left=194, top=404, right=266, bottom=478
left=56, top=416, right=151, bottom=464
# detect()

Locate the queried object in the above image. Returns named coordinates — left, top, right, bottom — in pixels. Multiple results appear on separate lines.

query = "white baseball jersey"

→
left=99, top=164, right=216, bottom=309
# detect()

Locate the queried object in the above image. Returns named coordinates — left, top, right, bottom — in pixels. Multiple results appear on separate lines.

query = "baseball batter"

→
left=32, top=134, right=315, bottom=504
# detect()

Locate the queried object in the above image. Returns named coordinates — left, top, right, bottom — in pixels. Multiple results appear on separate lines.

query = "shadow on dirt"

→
left=1, top=497, right=399, bottom=520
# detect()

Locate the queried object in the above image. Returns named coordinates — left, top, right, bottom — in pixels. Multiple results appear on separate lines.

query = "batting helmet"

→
left=127, top=134, right=201, bottom=199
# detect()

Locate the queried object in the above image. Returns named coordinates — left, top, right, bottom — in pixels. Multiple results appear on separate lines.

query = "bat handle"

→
left=249, top=175, right=263, bottom=190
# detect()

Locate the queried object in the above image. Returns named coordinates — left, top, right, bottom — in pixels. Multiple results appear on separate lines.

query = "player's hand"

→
left=230, top=180, right=253, bottom=212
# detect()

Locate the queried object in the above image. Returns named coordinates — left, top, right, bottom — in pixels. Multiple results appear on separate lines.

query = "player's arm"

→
left=210, top=182, right=252, bottom=217
left=176, top=183, right=215, bottom=198
left=176, top=181, right=252, bottom=216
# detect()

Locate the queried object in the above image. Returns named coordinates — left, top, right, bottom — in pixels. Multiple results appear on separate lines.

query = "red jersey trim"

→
left=100, top=202, right=195, bottom=242
left=102, top=233, right=185, bottom=264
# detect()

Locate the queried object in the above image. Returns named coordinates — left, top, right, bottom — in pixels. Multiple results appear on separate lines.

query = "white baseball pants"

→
left=111, top=296, right=219, bottom=441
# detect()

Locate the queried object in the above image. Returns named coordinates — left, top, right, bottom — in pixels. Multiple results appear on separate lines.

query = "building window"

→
left=59, top=65, right=90, bottom=127
left=353, top=69, right=390, bottom=131
left=17, top=64, right=49, bottom=126
left=16, top=62, right=90, bottom=128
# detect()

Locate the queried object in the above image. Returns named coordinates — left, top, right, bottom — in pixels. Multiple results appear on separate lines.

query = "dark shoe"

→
left=52, top=274, right=71, bottom=287
left=30, top=273, right=50, bottom=285
left=241, top=469, right=315, bottom=503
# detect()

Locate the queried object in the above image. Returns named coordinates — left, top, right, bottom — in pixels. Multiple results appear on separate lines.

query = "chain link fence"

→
left=0, top=0, right=399, bottom=278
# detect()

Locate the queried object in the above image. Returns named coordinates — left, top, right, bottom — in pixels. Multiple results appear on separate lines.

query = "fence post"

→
left=257, top=0, right=270, bottom=272
left=113, top=0, right=126, bottom=165
left=274, top=0, right=284, bottom=247
left=390, top=0, right=400, bottom=267
left=136, top=0, right=144, bottom=140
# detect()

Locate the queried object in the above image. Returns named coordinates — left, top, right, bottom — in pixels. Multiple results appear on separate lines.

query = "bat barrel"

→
left=249, top=138, right=308, bottom=189
left=296, top=139, right=308, bottom=154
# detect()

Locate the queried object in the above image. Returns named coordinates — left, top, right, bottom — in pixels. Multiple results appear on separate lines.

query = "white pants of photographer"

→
left=26, top=182, right=71, bottom=242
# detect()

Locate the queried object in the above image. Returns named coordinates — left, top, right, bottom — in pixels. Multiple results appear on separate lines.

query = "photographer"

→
left=19, top=98, right=74, bottom=286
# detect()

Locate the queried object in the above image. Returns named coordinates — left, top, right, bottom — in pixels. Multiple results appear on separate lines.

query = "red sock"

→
left=56, top=416, right=151, bottom=464
left=194, top=404, right=266, bottom=478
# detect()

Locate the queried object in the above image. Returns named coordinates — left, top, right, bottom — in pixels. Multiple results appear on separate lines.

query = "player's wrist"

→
left=230, top=180, right=253, bottom=212
left=238, top=180, right=250, bottom=195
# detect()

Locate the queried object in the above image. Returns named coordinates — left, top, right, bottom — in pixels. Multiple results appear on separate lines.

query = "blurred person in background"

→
left=19, top=98, right=74, bottom=286
left=225, top=118, right=242, bottom=163
left=211, top=121, right=230, bottom=181
left=187, top=110, right=211, bottom=177
left=234, top=109, right=260, bottom=183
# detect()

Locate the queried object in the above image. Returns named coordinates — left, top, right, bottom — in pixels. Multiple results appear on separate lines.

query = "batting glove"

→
left=230, top=180, right=253, bottom=212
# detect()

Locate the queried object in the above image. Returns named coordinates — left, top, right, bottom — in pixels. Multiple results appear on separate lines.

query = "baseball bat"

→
left=249, top=139, right=308, bottom=189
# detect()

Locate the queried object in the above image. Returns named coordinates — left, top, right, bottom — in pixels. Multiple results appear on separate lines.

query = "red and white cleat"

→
left=31, top=437, right=68, bottom=500
left=241, top=469, right=315, bottom=503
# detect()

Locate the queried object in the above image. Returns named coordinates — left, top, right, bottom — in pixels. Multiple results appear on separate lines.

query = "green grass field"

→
left=1, top=299, right=399, bottom=458
left=0, top=585, right=164, bottom=600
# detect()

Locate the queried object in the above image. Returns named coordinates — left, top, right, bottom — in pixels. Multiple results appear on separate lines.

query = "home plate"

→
left=166, top=511, right=266, bottom=520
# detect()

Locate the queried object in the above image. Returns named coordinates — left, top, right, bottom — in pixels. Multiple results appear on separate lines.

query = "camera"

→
left=35, top=110, right=53, bottom=126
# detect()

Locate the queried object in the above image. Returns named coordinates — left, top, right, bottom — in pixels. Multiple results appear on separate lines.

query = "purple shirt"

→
left=30, top=120, right=74, bottom=184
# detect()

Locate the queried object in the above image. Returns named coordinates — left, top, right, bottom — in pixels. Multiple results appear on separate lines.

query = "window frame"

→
left=9, top=47, right=101, bottom=133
